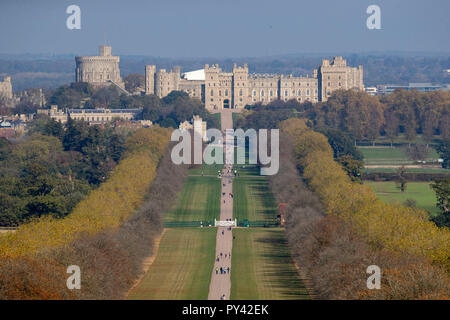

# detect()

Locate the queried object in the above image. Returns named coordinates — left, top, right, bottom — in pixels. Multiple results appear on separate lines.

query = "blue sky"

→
left=1, top=0, right=449, bottom=57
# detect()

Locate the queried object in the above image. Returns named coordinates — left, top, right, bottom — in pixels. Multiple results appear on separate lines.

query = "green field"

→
left=164, top=176, right=221, bottom=223
left=231, top=228, right=309, bottom=300
left=364, top=181, right=439, bottom=216
left=358, top=146, right=440, bottom=166
left=364, top=167, right=450, bottom=174
left=128, top=228, right=216, bottom=300
left=233, top=176, right=278, bottom=222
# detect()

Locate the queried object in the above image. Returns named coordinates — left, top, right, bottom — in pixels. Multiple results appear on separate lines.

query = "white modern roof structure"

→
left=182, top=69, right=205, bottom=81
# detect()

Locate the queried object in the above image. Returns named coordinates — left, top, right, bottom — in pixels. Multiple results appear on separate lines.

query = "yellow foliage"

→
left=280, top=119, right=450, bottom=270
left=0, top=126, right=171, bottom=258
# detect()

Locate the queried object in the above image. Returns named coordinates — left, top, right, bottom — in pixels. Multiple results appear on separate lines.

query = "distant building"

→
left=75, top=45, right=125, bottom=90
left=0, top=120, right=26, bottom=138
left=377, top=83, right=449, bottom=94
left=0, top=76, right=13, bottom=99
left=145, top=56, right=364, bottom=111
left=179, top=115, right=207, bottom=142
left=37, top=105, right=142, bottom=124
left=365, top=87, right=377, bottom=96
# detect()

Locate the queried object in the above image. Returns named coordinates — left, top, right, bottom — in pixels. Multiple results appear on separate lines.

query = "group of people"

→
left=215, top=266, right=230, bottom=275
left=216, top=252, right=231, bottom=261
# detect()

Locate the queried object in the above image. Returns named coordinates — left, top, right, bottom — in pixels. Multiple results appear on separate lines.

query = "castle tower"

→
left=145, top=65, right=156, bottom=95
left=204, top=64, right=221, bottom=111
left=75, top=45, right=124, bottom=89
left=0, top=76, right=12, bottom=99
left=99, top=45, right=112, bottom=57
left=317, top=56, right=363, bottom=101
left=232, top=64, right=249, bottom=110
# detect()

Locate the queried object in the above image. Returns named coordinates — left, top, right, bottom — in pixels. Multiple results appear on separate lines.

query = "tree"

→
left=395, top=166, right=408, bottom=192
left=124, top=74, right=145, bottom=93
left=405, top=143, right=430, bottom=162
left=384, top=110, right=399, bottom=147
left=435, top=139, right=450, bottom=169
left=430, top=179, right=450, bottom=227
left=337, top=155, right=364, bottom=182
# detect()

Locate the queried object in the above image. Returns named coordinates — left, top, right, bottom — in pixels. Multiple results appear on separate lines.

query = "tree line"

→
left=240, top=89, right=450, bottom=144
left=0, top=139, right=189, bottom=299
left=269, top=118, right=450, bottom=299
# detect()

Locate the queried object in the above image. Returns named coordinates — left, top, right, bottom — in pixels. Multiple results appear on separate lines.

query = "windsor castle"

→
left=75, top=46, right=364, bottom=111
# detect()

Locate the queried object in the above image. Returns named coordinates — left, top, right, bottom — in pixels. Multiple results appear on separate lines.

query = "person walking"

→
left=227, top=267, right=230, bottom=274
left=216, top=267, right=218, bottom=274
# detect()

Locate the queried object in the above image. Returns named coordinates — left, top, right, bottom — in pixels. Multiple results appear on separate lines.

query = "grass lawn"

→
left=211, top=112, right=221, bottom=126
left=358, top=146, right=439, bottom=166
left=231, top=228, right=309, bottom=300
left=364, top=167, right=450, bottom=174
left=233, top=176, right=278, bottom=222
left=364, top=181, right=439, bottom=216
left=128, top=228, right=216, bottom=300
left=164, top=176, right=221, bottom=223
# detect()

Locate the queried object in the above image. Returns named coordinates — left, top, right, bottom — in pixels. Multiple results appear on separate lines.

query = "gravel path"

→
left=208, top=110, right=234, bottom=300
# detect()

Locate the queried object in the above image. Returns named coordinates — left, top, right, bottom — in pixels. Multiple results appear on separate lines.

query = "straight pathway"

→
left=208, top=110, right=234, bottom=300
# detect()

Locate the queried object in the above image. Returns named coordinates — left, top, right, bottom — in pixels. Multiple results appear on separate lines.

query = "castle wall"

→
left=145, top=56, right=363, bottom=109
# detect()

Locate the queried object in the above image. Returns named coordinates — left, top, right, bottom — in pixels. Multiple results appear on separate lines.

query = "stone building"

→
left=317, top=56, right=364, bottom=101
left=75, top=46, right=125, bottom=89
left=179, top=115, right=207, bottom=142
left=0, top=76, right=13, bottom=99
left=145, top=56, right=363, bottom=111
left=37, top=105, right=141, bottom=124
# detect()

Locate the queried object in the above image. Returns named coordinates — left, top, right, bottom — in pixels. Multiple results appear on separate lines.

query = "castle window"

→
left=261, top=90, right=265, bottom=96
left=225, top=89, right=228, bottom=96
left=219, top=90, right=222, bottom=96
left=306, top=89, right=310, bottom=96
left=298, top=89, right=301, bottom=96
left=339, top=76, right=341, bottom=80
left=314, top=89, right=318, bottom=95
left=292, top=90, right=295, bottom=95
left=298, top=97, right=302, bottom=101
left=239, top=89, right=243, bottom=96
left=211, top=90, right=214, bottom=96
left=339, top=82, right=342, bottom=86
left=328, top=76, right=330, bottom=80
left=253, top=90, right=256, bottom=96
left=270, top=90, right=273, bottom=97
left=284, top=90, right=288, bottom=96
left=328, top=82, right=331, bottom=86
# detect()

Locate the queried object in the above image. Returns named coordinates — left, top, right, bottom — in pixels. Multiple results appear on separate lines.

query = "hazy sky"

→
left=0, top=0, right=449, bottom=57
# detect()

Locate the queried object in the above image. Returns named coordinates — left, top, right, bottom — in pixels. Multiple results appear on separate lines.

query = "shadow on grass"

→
left=254, top=230, right=309, bottom=299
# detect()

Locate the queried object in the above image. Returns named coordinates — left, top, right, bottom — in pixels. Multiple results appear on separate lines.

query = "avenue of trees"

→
left=0, top=126, right=170, bottom=258
left=269, top=118, right=450, bottom=299
left=0, top=136, right=189, bottom=299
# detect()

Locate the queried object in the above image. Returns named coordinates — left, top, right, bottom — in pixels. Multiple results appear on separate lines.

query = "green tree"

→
left=430, top=179, right=450, bottom=227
